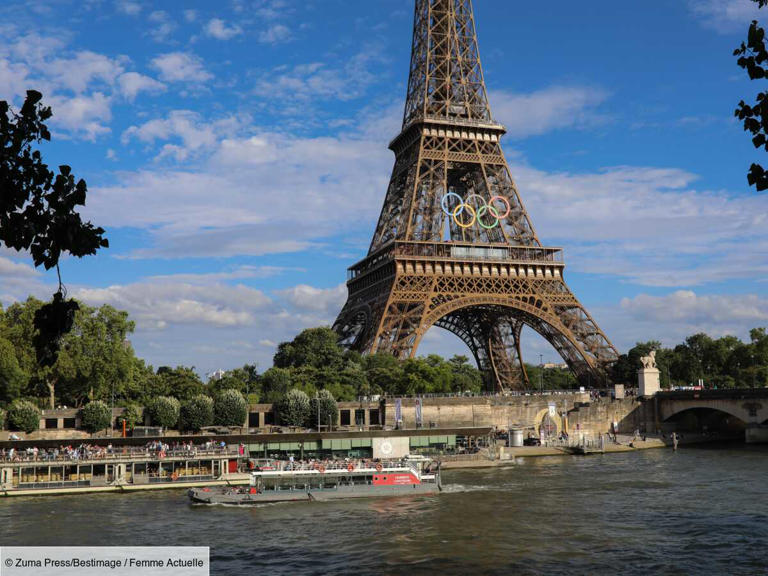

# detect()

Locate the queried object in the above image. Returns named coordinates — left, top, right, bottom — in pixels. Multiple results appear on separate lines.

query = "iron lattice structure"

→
left=333, top=0, right=618, bottom=391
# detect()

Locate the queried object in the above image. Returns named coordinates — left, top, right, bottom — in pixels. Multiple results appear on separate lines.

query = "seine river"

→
left=2, top=445, right=767, bottom=575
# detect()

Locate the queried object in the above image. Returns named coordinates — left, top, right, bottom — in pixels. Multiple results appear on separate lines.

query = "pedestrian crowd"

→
left=1, top=440, right=234, bottom=463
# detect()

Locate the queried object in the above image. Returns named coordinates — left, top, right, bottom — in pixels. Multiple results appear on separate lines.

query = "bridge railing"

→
left=655, top=388, right=768, bottom=400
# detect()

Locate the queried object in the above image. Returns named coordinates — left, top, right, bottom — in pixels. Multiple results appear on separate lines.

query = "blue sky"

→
left=1, top=0, right=767, bottom=376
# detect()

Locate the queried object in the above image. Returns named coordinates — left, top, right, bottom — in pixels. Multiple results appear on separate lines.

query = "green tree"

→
left=180, top=395, right=214, bottom=431
left=0, top=297, right=46, bottom=399
left=117, top=403, right=142, bottom=429
left=364, top=353, right=405, bottom=395
left=146, top=396, right=180, bottom=429
left=0, top=298, right=138, bottom=408
left=0, top=336, right=27, bottom=404
left=310, top=389, right=338, bottom=428
left=80, top=400, right=112, bottom=433
left=448, top=355, right=483, bottom=393
left=156, top=366, right=204, bottom=402
left=125, top=358, right=162, bottom=402
left=260, top=367, right=293, bottom=403
left=54, top=303, right=136, bottom=407
left=274, top=327, right=345, bottom=371
left=7, top=399, right=40, bottom=433
left=276, top=388, right=310, bottom=427
left=213, top=389, right=247, bottom=427
left=208, top=365, right=260, bottom=401
left=1, top=90, right=108, bottom=365
left=734, top=0, right=768, bottom=190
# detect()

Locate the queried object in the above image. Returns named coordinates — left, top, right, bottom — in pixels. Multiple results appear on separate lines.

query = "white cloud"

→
left=148, top=266, right=303, bottom=284
left=0, top=256, right=39, bottom=278
left=73, top=281, right=273, bottom=330
left=255, top=0, right=290, bottom=20
left=276, top=283, right=346, bottom=314
left=8, top=33, right=65, bottom=64
left=151, top=52, right=212, bottom=83
left=205, top=18, right=242, bottom=40
left=88, top=107, right=394, bottom=258
left=49, top=92, right=112, bottom=139
left=610, top=290, right=768, bottom=349
left=121, top=110, right=243, bottom=161
left=0, top=32, right=166, bottom=140
left=0, top=255, right=51, bottom=308
left=689, top=0, right=761, bottom=33
left=622, top=290, right=768, bottom=325
left=511, top=163, right=768, bottom=287
left=117, top=71, right=165, bottom=100
left=46, top=51, right=126, bottom=93
left=183, top=10, right=197, bottom=22
left=258, top=24, right=290, bottom=44
left=0, top=58, right=29, bottom=100
left=115, top=1, right=141, bottom=16
left=490, top=86, right=609, bottom=138
left=253, top=47, right=386, bottom=103
left=147, top=10, right=176, bottom=42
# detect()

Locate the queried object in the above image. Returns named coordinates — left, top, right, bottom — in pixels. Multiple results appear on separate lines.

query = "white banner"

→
left=1, top=547, right=209, bottom=576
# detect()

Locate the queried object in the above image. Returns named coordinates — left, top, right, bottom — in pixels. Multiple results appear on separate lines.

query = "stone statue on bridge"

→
left=640, top=350, right=657, bottom=370
left=638, top=350, right=660, bottom=396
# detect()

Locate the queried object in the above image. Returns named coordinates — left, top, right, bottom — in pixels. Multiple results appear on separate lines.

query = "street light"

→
left=539, top=354, right=543, bottom=395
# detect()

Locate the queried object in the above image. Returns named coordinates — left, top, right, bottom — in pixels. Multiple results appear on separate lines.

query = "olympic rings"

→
left=441, top=193, right=510, bottom=230
left=453, top=203, right=476, bottom=228
left=440, top=192, right=465, bottom=216
left=476, top=205, right=500, bottom=230
left=489, top=195, right=511, bottom=219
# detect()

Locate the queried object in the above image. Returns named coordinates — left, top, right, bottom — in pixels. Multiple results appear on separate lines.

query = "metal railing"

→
left=0, top=446, right=239, bottom=466
left=348, top=241, right=564, bottom=280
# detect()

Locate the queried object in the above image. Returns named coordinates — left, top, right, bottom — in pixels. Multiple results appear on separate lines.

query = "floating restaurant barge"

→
left=0, top=427, right=492, bottom=497
left=0, top=446, right=251, bottom=497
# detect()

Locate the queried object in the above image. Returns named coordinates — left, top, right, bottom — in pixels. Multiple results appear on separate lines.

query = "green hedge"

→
left=146, top=396, right=180, bottom=428
left=180, top=395, right=214, bottom=431
left=80, top=400, right=112, bottom=432
left=213, top=390, right=246, bottom=427
left=8, top=400, right=40, bottom=433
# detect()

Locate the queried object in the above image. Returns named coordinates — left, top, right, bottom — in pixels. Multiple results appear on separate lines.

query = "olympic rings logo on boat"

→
left=440, top=193, right=511, bottom=229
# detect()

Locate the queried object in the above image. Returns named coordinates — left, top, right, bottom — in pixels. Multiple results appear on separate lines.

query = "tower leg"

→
left=435, top=309, right=530, bottom=393
left=488, top=318, right=530, bottom=393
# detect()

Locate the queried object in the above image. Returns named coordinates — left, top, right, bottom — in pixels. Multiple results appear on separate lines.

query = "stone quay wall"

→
left=382, top=394, right=649, bottom=437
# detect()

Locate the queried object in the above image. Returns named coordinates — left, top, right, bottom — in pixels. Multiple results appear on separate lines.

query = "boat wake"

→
left=440, top=483, right=496, bottom=494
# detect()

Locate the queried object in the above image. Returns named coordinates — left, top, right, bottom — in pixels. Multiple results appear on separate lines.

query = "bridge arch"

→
left=662, top=406, right=747, bottom=435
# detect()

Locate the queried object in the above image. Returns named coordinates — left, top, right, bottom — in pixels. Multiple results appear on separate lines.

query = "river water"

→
left=2, top=445, right=767, bottom=575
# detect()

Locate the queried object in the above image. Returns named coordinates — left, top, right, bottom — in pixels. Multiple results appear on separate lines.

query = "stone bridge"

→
left=655, top=389, right=768, bottom=427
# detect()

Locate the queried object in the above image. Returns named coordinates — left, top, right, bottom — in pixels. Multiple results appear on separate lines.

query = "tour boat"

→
left=187, top=459, right=441, bottom=504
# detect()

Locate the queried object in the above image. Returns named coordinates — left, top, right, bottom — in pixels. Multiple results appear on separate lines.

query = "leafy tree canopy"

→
left=213, top=389, right=247, bottom=427
left=156, top=366, right=204, bottom=402
left=0, top=91, right=108, bottom=365
left=734, top=0, right=768, bottom=190
left=80, top=400, right=112, bottom=433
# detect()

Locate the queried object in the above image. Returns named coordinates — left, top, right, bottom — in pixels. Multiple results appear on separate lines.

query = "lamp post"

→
left=539, top=354, right=543, bottom=395
left=110, top=380, right=115, bottom=436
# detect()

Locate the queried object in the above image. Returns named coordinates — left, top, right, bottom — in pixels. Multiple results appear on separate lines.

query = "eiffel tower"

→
left=333, top=0, right=618, bottom=391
